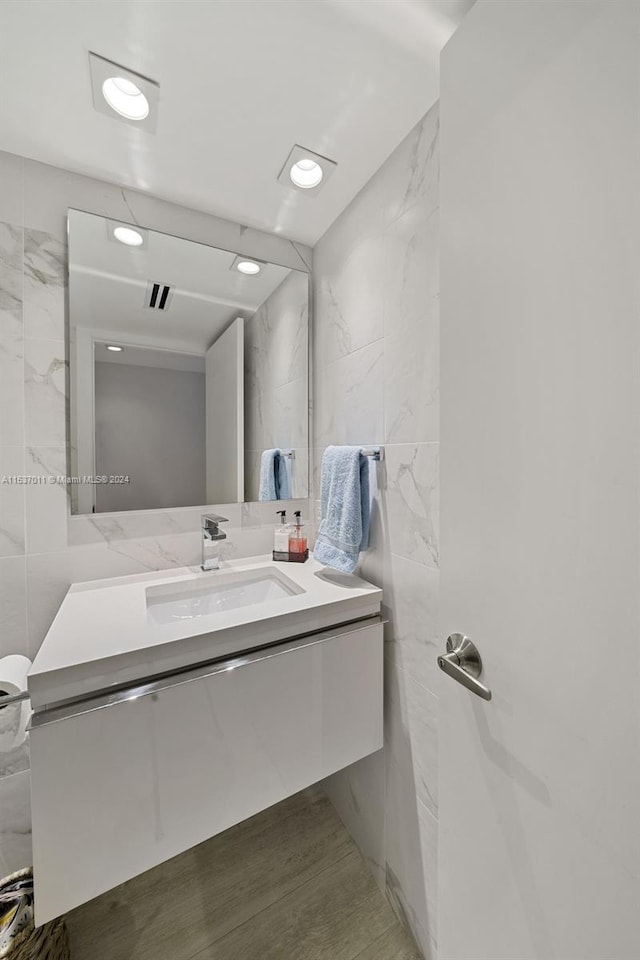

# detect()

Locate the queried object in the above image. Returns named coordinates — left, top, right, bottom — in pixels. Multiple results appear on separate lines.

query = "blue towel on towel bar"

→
left=314, top=445, right=370, bottom=573
left=276, top=452, right=291, bottom=500
left=259, top=449, right=291, bottom=501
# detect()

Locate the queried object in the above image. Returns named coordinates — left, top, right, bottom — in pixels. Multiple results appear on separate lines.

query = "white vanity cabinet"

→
left=30, top=618, right=383, bottom=925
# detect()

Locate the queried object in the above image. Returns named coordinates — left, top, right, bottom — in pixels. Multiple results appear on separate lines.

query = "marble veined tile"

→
left=0, top=222, right=25, bottom=449
left=0, top=771, right=32, bottom=877
left=314, top=232, right=387, bottom=367
left=267, top=272, right=308, bottom=388
left=244, top=270, right=308, bottom=466
left=394, top=105, right=439, bottom=225
left=241, top=499, right=309, bottom=528
left=384, top=443, right=438, bottom=569
left=0, top=221, right=23, bottom=295
left=68, top=504, right=244, bottom=545
left=314, top=103, right=438, bottom=280
left=273, top=376, right=308, bottom=451
left=384, top=209, right=439, bottom=444
left=384, top=662, right=438, bottom=819
left=25, top=538, right=196, bottom=657
left=24, top=338, right=67, bottom=446
left=0, top=721, right=30, bottom=779
left=0, top=446, right=25, bottom=558
left=290, top=447, right=309, bottom=501
left=383, top=555, right=440, bottom=697
left=243, top=449, right=261, bottom=503
left=385, top=756, right=437, bottom=960
left=24, top=229, right=66, bottom=340
left=25, top=445, right=69, bottom=554
left=0, top=556, right=27, bottom=657
left=314, top=339, right=384, bottom=449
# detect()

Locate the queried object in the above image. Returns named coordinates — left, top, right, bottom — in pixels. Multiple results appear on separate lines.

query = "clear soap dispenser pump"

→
left=289, top=510, right=308, bottom=555
left=287, top=510, right=309, bottom=562
left=273, top=510, right=289, bottom=558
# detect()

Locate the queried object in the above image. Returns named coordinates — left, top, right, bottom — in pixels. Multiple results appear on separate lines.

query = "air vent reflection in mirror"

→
left=145, top=281, right=173, bottom=311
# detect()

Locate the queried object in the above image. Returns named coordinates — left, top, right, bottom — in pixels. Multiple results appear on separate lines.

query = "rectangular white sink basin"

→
left=29, top=555, right=382, bottom=711
left=146, top=569, right=303, bottom=624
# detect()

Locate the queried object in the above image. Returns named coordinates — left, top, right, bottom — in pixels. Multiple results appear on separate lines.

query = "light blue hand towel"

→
left=259, top=449, right=292, bottom=501
left=276, top=453, right=291, bottom=500
left=259, top=449, right=280, bottom=501
left=314, top=445, right=370, bottom=573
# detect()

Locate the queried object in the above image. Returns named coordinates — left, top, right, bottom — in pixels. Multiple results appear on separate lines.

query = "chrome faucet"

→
left=201, top=514, right=228, bottom=571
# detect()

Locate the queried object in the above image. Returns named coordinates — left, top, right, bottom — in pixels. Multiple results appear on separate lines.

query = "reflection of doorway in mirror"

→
left=94, top=343, right=207, bottom=512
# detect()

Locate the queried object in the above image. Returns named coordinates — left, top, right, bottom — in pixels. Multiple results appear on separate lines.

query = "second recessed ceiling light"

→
left=278, top=145, right=337, bottom=194
left=89, top=53, right=159, bottom=133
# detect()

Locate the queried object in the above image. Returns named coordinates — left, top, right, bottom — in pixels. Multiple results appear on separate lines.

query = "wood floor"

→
left=66, top=786, right=421, bottom=960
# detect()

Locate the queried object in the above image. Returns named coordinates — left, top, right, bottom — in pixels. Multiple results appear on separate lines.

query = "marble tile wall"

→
left=0, top=150, right=311, bottom=873
left=244, top=269, right=309, bottom=501
left=315, top=103, right=440, bottom=959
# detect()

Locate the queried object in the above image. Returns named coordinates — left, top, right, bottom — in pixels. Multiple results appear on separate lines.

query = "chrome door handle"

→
left=438, top=634, right=492, bottom=701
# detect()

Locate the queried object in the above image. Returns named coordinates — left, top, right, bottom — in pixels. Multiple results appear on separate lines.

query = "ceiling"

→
left=69, top=209, right=292, bottom=354
left=0, top=0, right=473, bottom=245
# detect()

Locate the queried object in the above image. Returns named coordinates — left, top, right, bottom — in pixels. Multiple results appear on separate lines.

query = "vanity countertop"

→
left=28, top=555, right=382, bottom=711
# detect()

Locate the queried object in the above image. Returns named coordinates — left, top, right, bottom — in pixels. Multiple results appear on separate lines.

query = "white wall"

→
left=314, top=104, right=440, bottom=957
left=0, top=151, right=310, bottom=874
left=244, top=270, right=309, bottom=500
left=95, top=362, right=206, bottom=512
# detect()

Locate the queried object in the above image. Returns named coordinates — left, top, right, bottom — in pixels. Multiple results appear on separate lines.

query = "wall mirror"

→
left=67, top=209, right=309, bottom=514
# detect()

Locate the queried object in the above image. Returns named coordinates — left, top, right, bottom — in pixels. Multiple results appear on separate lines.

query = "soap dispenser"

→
left=273, top=510, right=289, bottom=561
left=288, top=510, right=309, bottom=562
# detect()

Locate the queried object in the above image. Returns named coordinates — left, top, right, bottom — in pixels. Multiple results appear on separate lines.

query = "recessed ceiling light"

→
left=237, top=260, right=261, bottom=275
left=89, top=52, right=159, bottom=133
left=106, top=219, right=148, bottom=248
left=113, top=226, right=144, bottom=246
left=290, top=158, right=323, bottom=190
left=102, top=77, right=149, bottom=120
left=278, top=144, right=337, bottom=194
left=106, top=345, right=123, bottom=352
left=229, top=255, right=265, bottom=276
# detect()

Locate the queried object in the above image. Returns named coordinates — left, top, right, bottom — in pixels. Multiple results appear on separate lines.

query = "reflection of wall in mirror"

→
left=244, top=271, right=308, bottom=501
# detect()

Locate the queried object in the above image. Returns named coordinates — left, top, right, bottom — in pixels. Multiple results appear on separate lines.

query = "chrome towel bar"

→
left=361, top=446, right=384, bottom=461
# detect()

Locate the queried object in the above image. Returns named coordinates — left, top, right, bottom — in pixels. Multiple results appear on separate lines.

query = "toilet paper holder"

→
left=0, top=689, right=30, bottom=708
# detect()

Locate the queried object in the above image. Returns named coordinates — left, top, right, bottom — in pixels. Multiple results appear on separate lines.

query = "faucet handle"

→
left=202, top=514, right=229, bottom=542
left=202, top=513, right=228, bottom=528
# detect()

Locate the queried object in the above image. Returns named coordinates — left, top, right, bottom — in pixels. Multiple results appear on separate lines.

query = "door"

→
left=439, top=2, right=639, bottom=958
left=205, top=317, right=244, bottom=503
